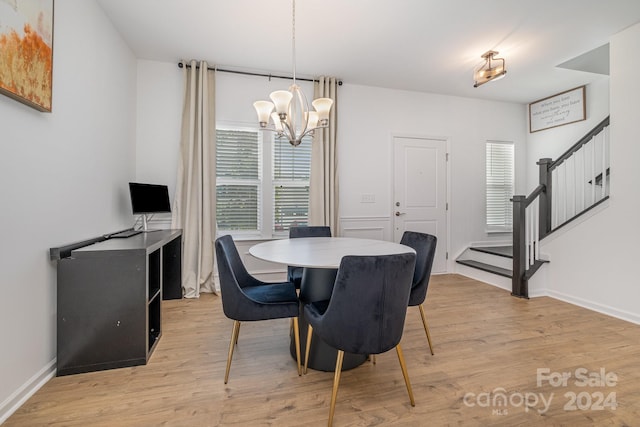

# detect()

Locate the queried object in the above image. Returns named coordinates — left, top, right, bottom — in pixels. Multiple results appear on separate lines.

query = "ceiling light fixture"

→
left=473, top=50, right=507, bottom=88
left=253, top=0, right=333, bottom=147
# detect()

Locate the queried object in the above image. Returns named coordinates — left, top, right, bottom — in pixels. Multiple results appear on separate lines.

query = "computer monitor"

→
left=128, top=182, right=171, bottom=231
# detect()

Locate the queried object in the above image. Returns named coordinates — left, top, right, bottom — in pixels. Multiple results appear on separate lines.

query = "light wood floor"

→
left=6, top=274, right=640, bottom=426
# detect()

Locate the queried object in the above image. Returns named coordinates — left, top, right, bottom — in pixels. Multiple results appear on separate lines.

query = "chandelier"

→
left=473, top=50, right=507, bottom=88
left=253, top=0, right=333, bottom=147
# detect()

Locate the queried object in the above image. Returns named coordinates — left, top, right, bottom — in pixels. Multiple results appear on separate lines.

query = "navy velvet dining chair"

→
left=302, top=253, right=417, bottom=426
left=401, top=231, right=438, bottom=355
left=287, top=225, right=332, bottom=289
left=215, top=235, right=302, bottom=384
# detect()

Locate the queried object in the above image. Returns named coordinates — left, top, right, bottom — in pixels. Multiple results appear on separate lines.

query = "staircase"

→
left=457, top=246, right=513, bottom=278
left=457, top=116, right=610, bottom=298
left=456, top=244, right=550, bottom=292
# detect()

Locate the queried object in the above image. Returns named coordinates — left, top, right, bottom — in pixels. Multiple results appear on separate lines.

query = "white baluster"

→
left=579, top=146, right=585, bottom=212
left=533, top=196, right=540, bottom=262
left=552, top=168, right=558, bottom=228
left=601, top=128, right=607, bottom=200
left=562, top=163, right=567, bottom=224
left=525, top=203, right=530, bottom=268
left=591, top=135, right=596, bottom=206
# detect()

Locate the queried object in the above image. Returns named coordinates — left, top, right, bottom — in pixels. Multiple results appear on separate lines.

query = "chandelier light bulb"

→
left=270, top=90, right=293, bottom=117
left=253, top=101, right=274, bottom=127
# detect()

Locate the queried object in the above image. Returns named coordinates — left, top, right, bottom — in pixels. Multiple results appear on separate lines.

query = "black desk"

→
left=52, top=229, right=182, bottom=375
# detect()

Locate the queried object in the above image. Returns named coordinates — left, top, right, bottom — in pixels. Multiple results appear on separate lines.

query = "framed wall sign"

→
left=529, top=86, right=586, bottom=133
left=0, top=0, right=54, bottom=112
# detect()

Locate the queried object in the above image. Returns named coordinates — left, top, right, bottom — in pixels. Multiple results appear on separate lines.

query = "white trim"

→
left=338, top=216, right=391, bottom=222
left=0, top=359, right=56, bottom=424
left=547, top=290, right=640, bottom=326
left=485, top=228, right=512, bottom=234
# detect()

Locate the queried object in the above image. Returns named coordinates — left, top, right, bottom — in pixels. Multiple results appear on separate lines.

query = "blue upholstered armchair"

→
left=287, top=225, right=332, bottom=289
left=302, top=253, right=417, bottom=425
left=401, top=231, right=437, bottom=355
left=215, top=235, right=302, bottom=383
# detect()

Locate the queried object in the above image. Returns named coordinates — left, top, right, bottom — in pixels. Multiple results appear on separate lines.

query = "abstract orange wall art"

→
left=0, top=0, right=54, bottom=112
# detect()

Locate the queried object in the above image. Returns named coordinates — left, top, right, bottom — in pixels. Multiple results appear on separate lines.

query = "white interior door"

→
left=393, top=136, right=447, bottom=273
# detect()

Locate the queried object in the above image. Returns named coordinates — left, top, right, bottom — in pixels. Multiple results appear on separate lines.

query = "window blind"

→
left=486, top=141, right=514, bottom=229
left=216, top=129, right=260, bottom=231
left=273, top=136, right=311, bottom=232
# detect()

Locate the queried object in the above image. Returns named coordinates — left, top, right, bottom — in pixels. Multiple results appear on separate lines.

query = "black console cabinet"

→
left=54, top=230, right=182, bottom=376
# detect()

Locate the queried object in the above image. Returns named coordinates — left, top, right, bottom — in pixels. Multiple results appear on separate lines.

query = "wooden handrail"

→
left=550, top=116, right=610, bottom=171
left=525, top=184, right=545, bottom=206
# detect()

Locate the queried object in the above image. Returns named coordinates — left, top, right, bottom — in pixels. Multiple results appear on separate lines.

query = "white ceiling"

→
left=96, top=0, right=640, bottom=104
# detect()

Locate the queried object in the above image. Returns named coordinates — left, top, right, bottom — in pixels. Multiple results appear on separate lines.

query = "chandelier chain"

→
left=292, top=0, right=296, bottom=84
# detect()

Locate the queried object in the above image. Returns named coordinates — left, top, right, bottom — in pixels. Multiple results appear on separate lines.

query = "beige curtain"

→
left=309, top=76, right=339, bottom=234
left=171, top=60, right=216, bottom=298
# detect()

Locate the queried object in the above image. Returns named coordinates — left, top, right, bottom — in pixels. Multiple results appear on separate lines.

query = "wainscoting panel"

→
left=232, top=239, right=286, bottom=276
left=339, top=216, right=393, bottom=241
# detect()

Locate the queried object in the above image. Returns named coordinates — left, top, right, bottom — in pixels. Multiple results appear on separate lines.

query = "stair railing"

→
left=512, top=185, right=544, bottom=298
left=511, top=116, right=610, bottom=298
left=546, top=116, right=610, bottom=232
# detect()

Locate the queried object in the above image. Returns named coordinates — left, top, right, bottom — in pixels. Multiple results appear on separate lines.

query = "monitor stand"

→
left=141, top=214, right=149, bottom=232
left=140, top=214, right=161, bottom=233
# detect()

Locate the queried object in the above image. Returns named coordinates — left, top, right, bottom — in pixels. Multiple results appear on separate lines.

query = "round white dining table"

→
left=249, top=237, right=415, bottom=268
left=249, top=237, right=416, bottom=371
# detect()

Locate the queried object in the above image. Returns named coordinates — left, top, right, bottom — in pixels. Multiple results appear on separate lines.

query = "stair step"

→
left=469, top=245, right=513, bottom=259
left=456, top=259, right=512, bottom=278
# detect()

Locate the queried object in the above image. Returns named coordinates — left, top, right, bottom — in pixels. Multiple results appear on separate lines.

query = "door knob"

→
left=395, top=211, right=406, bottom=216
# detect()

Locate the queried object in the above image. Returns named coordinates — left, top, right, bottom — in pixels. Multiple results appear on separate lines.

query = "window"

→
left=486, top=141, right=514, bottom=231
left=216, top=129, right=260, bottom=232
left=273, top=137, right=311, bottom=232
left=215, top=127, right=311, bottom=238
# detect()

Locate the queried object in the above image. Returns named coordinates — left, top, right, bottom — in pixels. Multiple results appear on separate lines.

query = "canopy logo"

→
left=463, top=367, right=618, bottom=416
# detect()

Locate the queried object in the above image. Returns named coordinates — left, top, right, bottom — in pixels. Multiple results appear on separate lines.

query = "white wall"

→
left=135, top=68, right=527, bottom=270
left=536, top=23, right=640, bottom=324
left=0, top=0, right=137, bottom=421
left=337, top=84, right=527, bottom=265
left=135, top=61, right=183, bottom=191
left=526, top=78, right=610, bottom=191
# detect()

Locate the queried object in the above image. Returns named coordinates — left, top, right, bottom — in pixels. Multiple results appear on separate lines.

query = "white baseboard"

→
left=455, top=262, right=639, bottom=324
left=454, top=263, right=549, bottom=298
left=547, top=290, right=640, bottom=326
left=0, top=359, right=56, bottom=424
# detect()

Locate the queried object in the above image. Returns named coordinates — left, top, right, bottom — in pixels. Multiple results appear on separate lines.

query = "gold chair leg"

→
left=292, top=317, right=302, bottom=376
left=224, top=320, right=241, bottom=384
left=395, top=344, right=415, bottom=406
left=418, top=304, right=434, bottom=355
left=304, top=324, right=313, bottom=374
left=328, top=350, right=344, bottom=427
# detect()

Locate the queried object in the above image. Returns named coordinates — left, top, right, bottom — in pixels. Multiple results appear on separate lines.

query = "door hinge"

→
left=446, top=153, right=449, bottom=161
left=446, top=202, right=449, bottom=211
left=446, top=252, right=449, bottom=260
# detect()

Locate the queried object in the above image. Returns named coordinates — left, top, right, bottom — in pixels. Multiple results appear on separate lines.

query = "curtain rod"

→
left=177, top=62, right=342, bottom=85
